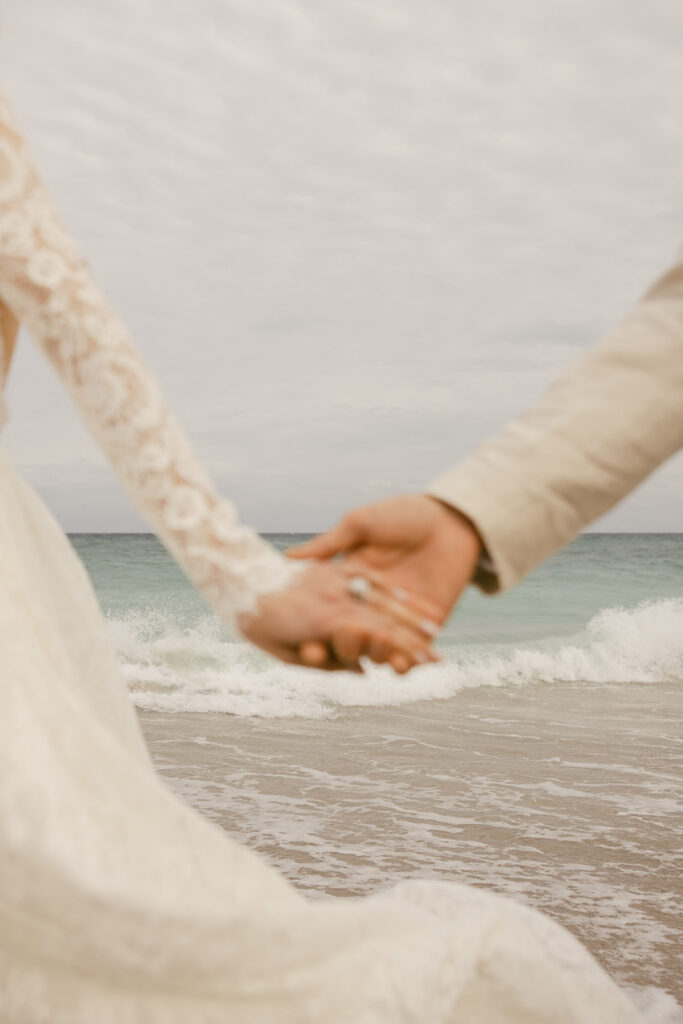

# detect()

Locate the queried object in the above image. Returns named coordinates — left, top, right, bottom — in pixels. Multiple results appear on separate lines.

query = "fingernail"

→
left=419, top=618, right=440, bottom=637
left=413, top=651, right=428, bottom=664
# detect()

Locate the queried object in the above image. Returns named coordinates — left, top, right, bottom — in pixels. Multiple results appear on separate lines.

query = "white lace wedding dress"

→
left=0, top=94, right=642, bottom=1023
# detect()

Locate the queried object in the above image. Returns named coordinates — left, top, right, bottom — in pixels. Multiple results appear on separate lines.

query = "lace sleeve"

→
left=0, top=95, right=297, bottom=632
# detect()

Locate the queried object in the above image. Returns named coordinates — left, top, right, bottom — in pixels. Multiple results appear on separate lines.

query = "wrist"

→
left=423, top=496, right=483, bottom=605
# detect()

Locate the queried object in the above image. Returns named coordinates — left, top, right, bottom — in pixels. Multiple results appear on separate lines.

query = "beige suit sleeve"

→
left=427, top=257, right=683, bottom=593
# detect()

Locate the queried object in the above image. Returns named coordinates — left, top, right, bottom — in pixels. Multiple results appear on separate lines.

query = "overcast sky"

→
left=1, top=0, right=681, bottom=531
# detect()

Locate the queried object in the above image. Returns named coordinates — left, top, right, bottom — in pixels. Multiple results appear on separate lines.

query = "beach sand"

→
left=140, top=677, right=682, bottom=1007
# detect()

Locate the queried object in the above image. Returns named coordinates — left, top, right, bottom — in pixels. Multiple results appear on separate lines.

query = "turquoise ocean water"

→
left=72, top=532, right=683, bottom=719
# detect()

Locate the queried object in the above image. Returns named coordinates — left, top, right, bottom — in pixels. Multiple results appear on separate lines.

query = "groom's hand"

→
left=287, top=495, right=482, bottom=627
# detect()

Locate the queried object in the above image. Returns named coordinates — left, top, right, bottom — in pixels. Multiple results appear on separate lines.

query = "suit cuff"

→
left=426, top=464, right=533, bottom=594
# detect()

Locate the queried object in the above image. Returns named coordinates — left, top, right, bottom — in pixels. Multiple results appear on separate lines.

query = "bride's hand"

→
left=238, top=561, right=439, bottom=673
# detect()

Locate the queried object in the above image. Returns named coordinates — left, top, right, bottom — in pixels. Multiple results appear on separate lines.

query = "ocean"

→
left=73, top=531, right=683, bottom=1021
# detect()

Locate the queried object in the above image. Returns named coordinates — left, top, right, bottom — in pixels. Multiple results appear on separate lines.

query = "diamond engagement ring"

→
left=347, top=575, right=372, bottom=601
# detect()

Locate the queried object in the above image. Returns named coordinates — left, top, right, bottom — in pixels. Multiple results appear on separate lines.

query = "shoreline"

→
left=140, top=677, right=683, bottom=1003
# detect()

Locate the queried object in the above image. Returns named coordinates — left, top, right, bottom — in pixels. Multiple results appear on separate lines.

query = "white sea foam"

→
left=626, top=986, right=683, bottom=1024
left=111, top=599, right=683, bottom=718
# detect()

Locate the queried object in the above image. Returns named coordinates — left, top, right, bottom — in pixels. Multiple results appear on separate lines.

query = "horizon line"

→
left=66, top=530, right=683, bottom=537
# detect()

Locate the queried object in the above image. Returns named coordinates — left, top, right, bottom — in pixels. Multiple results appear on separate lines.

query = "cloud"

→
left=1, top=0, right=681, bottom=530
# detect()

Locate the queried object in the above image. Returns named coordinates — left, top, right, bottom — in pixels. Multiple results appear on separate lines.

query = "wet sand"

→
left=140, top=678, right=682, bottom=1007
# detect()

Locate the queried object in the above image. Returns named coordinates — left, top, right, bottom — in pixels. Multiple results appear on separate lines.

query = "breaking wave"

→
left=110, top=599, right=683, bottom=719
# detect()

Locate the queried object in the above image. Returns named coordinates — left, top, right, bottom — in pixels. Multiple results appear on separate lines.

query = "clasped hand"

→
left=239, top=495, right=482, bottom=674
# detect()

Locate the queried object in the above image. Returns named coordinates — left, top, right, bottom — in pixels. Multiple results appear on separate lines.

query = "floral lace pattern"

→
left=0, top=95, right=297, bottom=632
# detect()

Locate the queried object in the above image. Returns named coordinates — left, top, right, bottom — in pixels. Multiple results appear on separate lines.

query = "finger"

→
left=340, top=563, right=443, bottom=631
left=254, top=631, right=362, bottom=673
left=261, top=643, right=307, bottom=666
left=338, top=617, right=436, bottom=671
left=297, top=645, right=364, bottom=672
left=366, top=588, right=441, bottom=641
left=335, top=623, right=395, bottom=667
left=356, top=626, right=426, bottom=667
left=389, top=626, right=439, bottom=666
left=366, top=631, right=392, bottom=664
left=389, top=651, right=412, bottom=674
left=299, top=640, right=330, bottom=668
left=378, top=612, right=441, bottom=664
left=373, top=579, right=442, bottom=624
left=330, top=622, right=367, bottom=669
left=286, top=514, right=365, bottom=561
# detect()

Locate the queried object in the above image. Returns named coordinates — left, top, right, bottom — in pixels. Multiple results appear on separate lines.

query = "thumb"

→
left=286, top=513, right=366, bottom=561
